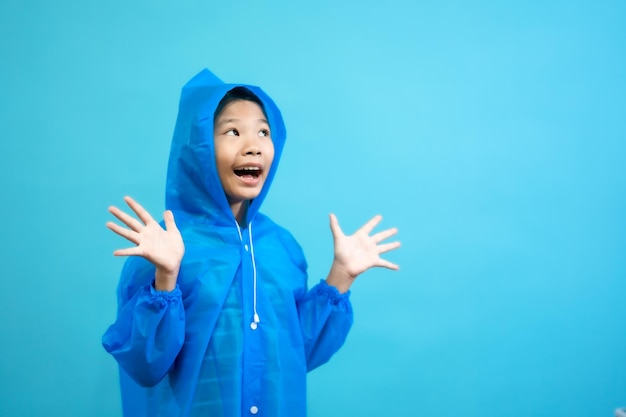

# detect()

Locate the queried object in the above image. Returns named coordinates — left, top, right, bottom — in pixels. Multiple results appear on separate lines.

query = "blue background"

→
left=1, top=1, right=625, bottom=416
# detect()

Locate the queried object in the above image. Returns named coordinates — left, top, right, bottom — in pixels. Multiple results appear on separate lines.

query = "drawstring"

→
left=249, top=224, right=260, bottom=324
left=235, top=221, right=260, bottom=325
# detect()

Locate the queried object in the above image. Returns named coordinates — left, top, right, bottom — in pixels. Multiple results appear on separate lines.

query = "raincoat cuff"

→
left=316, top=279, right=351, bottom=306
left=147, top=283, right=182, bottom=308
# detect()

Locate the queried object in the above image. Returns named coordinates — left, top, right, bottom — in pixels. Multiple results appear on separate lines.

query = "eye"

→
left=258, top=129, right=270, bottom=137
left=225, top=129, right=239, bottom=136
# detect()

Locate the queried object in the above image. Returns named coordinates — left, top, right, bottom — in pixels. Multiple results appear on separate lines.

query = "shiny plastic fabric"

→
left=102, top=69, right=354, bottom=417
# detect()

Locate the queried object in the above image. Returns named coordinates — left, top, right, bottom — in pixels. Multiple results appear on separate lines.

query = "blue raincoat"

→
left=102, top=69, right=354, bottom=417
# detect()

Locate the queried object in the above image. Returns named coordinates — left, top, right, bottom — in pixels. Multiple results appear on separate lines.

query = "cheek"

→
left=265, top=142, right=275, bottom=165
left=213, top=145, right=231, bottom=175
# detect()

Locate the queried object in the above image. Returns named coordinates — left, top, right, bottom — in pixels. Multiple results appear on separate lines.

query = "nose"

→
left=244, top=145, right=261, bottom=156
left=242, top=133, right=262, bottom=156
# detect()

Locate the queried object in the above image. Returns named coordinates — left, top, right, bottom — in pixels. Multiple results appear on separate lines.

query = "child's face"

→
left=213, top=99, right=275, bottom=211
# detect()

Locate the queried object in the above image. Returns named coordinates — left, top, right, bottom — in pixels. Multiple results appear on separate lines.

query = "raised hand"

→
left=106, top=196, right=185, bottom=291
left=326, top=214, right=400, bottom=293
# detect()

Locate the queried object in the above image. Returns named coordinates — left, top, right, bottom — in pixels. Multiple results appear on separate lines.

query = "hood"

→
left=165, top=68, right=287, bottom=226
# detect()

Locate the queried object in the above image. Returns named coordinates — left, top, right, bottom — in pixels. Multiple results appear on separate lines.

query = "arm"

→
left=106, top=196, right=184, bottom=291
left=102, top=196, right=186, bottom=386
left=301, top=214, right=400, bottom=370
left=299, top=279, right=354, bottom=371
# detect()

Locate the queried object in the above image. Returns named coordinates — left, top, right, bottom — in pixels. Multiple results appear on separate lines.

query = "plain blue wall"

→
left=1, top=1, right=625, bottom=416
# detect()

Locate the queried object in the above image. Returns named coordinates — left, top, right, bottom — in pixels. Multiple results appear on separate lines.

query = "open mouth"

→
left=234, top=166, right=263, bottom=179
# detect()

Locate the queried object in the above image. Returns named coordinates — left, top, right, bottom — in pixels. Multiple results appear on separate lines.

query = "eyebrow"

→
left=215, top=118, right=269, bottom=127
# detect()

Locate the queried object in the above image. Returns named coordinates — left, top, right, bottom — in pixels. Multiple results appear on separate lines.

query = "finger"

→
left=163, top=210, right=178, bottom=232
left=359, top=214, right=383, bottom=235
left=108, top=205, right=144, bottom=232
left=377, top=241, right=401, bottom=254
left=106, top=221, right=140, bottom=245
left=113, top=247, right=142, bottom=257
left=124, top=196, right=156, bottom=226
left=371, top=227, right=398, bottom=244
left=375, top=258, right=400, bottom=270
left=329, top=214, right=345, bottom=239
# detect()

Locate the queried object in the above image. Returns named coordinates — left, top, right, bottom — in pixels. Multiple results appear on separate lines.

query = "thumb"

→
left=329, top=213, right=344, bottom=240
left=163, top=210, right=178, bottom=231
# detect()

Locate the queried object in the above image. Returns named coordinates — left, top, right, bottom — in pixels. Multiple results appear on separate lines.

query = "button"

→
left=250, top=322, right=258, bottom=330
left=244, top=244, right=249, bottom=251
left=250, top=405, right=259, bottom=414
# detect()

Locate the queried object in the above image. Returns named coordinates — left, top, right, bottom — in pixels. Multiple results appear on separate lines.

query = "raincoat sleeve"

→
left=102, top=257, right=186, bottom=387
left=298, top=281, right=354, bottom=371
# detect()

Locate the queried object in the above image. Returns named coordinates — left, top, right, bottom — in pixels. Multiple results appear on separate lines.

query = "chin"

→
left=234, top=189, right=263, bottom=203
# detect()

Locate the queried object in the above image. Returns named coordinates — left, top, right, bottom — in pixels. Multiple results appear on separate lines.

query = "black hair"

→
left=213, top=86, right=268, bottom=122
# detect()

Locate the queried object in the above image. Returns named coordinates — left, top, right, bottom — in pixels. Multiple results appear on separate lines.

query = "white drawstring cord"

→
left=235, top=221, right=260, bottom=324
left=249, top=223, right=260, bottom=324
left=235, top=221, right=243, bottom=241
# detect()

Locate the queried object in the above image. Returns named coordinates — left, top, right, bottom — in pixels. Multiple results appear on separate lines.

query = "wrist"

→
left=325, top=262, right=355, bottom=294
left=154, top=267, right=179, bottom=292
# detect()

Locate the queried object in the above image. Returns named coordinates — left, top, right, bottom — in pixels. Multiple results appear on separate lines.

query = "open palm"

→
left=106, top=196, right=185, bottom=277
left=330, top=214, right=400, bottom=280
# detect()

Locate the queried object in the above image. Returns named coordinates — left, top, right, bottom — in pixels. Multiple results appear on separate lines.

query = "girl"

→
left=103, top=68, right=400, bottom=417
